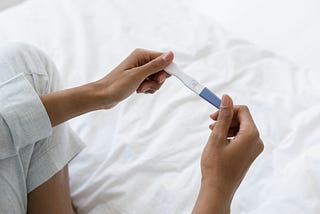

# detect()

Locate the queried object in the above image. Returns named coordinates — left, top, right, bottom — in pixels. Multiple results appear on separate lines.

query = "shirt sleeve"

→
left=0, top=73, right=52, bottom=149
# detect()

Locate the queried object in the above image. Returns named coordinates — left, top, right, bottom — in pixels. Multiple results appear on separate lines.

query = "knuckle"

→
left=240, top=105, right=250, bottom=112
left=148, top=84, right=161, bottom=91
left=210, top=131, right=223, bottom=141
left=133, top=48, right=144, bottom=55
left=220, top=109, right=232, bottom=120
left=241, top=126, right=262, bottom=150
left=253, top=130, right=260, bottom=141
left=153, top=84, right=161, bottom=90
left=246, top=128, right=260, bottom=141
left=150, top=59, right=161, bottom=68
left=218, top=109, right=232, bottom=123
left=256, top=140, right=264, bottom=154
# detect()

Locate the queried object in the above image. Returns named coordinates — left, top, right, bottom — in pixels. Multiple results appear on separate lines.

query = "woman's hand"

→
left=94, top=48, right=174, bottom=109
left=192, top=95, right=264, bottom=214
left=41, top=49, right=173, bottom=126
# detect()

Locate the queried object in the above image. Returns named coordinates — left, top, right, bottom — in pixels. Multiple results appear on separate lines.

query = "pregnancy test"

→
left=164, top=62, right=221, bottom=109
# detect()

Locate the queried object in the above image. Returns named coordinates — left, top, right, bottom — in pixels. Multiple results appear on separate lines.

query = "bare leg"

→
left=27, top=166, right=75, bottom=214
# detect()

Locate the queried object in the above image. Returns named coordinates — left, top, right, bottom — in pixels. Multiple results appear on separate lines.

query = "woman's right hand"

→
left=192, top=95, right=264, bottom=214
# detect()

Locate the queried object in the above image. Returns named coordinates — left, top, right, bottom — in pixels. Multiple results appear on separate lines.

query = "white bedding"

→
left=0, top=0, right=319, bottom=213
left=188, top=0, right=320, bottom=73
left=0, top=0, right=25, bottom=11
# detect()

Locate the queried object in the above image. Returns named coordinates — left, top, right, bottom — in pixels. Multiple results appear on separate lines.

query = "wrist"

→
left=40, top=82, right=110, bottom=126
left=192, top=181, right=232, bottom=214
left=202, top=180, right=233, bottom=208
left=90, top=80, right=118, bottom=110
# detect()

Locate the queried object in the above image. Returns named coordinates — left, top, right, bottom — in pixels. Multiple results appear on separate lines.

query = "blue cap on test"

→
left=199, top=87, right=221, bottom=109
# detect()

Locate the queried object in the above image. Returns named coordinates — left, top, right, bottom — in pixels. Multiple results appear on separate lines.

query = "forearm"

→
left=192, top=182, right=232, bottom=214
left=40, top=82, right=105, bottom=127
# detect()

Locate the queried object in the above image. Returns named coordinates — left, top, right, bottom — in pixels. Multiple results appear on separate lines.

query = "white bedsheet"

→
left=0, top=0, right=319, bottom=213
left=188, top=0, right=320, bottom=73
left=0, top=0, right=25, bottom=11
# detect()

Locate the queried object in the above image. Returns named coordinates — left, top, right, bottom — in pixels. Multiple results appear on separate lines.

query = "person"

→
left=0, top=42, right=263, bottom=214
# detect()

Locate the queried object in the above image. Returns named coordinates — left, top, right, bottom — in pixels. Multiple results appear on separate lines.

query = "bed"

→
left=0, top=0, right=319, bottom=213
left=188, top=0, right=320, bottom=73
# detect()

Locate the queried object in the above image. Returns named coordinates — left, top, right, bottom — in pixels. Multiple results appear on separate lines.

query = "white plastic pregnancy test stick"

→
left=164, top=62, right=221, bottom=109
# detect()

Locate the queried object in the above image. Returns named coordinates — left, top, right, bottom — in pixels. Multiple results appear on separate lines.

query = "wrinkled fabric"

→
left=0, top=43, right=85, bottom=214
left=0, top=1, right=319, bottom=214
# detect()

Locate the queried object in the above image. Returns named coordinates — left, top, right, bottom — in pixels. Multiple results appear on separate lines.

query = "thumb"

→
left=210, top=94, right=234, bottom=142
left=138, top=51, right=174, bottom=77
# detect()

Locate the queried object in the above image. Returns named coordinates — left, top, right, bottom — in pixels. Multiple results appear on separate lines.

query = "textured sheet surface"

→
left=188, top=0, right=320, bottom=73
left=0, top=0, right=25, bottom=11
left=0, top=0, right=319, bottom=213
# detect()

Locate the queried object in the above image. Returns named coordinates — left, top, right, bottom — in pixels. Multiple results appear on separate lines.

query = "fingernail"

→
left=220, top=94, right=231, bottom=108
left=141, top=87, right=150, bottom=93
left=162, top=52, right=172, bottom=63
left=159, top=74, right=166, bottom=84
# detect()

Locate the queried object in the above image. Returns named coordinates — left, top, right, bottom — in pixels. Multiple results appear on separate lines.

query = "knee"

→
left=0, top=42, right=61, bottom=95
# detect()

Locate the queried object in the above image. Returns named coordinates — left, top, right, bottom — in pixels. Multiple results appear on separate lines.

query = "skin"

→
left=28, top=49, right=173, bottom=214
left=192, top=95, right=264, bottom=214
left=27, top=166, right=74, bottom=214
left=27, top=49, right=263, bottom=214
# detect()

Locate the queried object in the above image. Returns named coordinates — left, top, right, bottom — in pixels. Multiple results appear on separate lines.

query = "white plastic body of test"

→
left=164, top=62, right=205, bottom=95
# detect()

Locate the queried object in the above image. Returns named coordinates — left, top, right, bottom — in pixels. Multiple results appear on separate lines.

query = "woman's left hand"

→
left=95, top=48, right=174, bottom=109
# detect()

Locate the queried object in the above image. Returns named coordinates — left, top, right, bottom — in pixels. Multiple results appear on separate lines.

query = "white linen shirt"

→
left=0, top=74, right=52, bottom=159
left=0, top=42, right=84, bottom=214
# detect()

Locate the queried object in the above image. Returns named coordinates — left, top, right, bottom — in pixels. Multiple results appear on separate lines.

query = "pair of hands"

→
left=96, top=49, right=264, bottom=213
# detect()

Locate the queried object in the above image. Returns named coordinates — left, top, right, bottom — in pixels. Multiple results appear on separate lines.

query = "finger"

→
left=236, top=105, right=257, bottom=135
left=136, top=51, right=174, bottom=77
left=254, top=138, right=264, bottom=156
left=243, top=138, right=264, bottom=167
left=151, top=70, right=171, bottom=84
left=144, top=89, right=156, bottom=94
left=210, top=109, right=240, bottom=128
left=227, top=128, right=240, bottom=137
left=233, top=106, right=260, bottom=147
left=210, top=94, right=234, bottom=142
left=131, top=48, right=163, bottom=65
left=136, top=80, right=162, bottom=93
left=209, top=123, right=215, bottom=130
left=123, top=48, right=163, bottom=68
left=210, top=111, right=219, bottom=120
left=209, top=123, right=239, bottom=137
